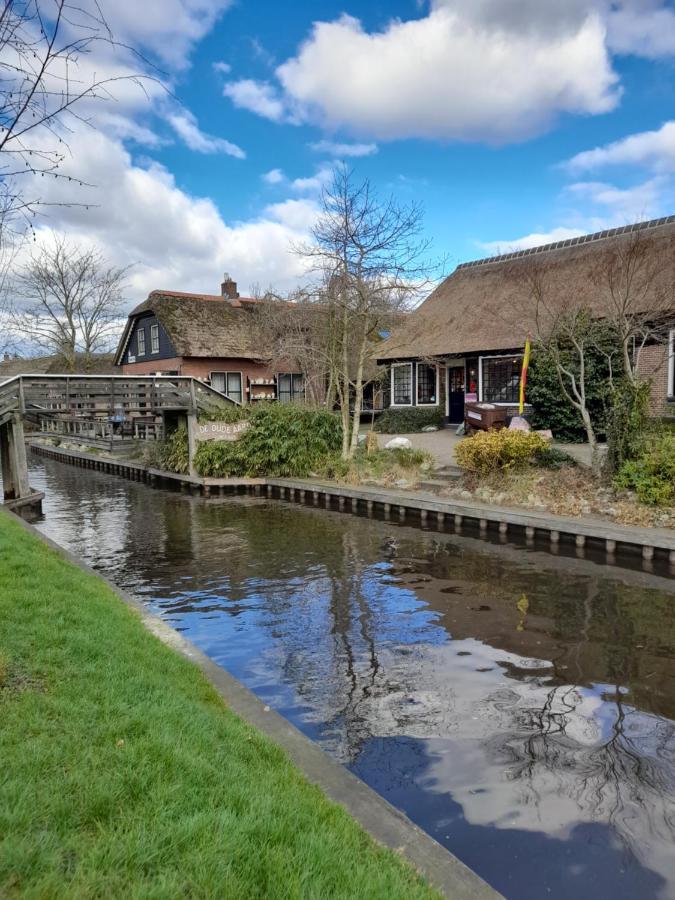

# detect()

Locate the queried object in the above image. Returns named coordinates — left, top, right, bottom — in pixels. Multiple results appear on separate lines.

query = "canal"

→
left=25, top=454, right=675, bottom=899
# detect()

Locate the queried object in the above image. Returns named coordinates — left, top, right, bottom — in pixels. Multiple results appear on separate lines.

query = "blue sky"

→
left=30, top=0, right=675, bottom=306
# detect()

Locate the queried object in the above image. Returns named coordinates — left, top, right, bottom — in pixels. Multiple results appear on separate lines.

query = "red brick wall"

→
left=636, top=344, right=670, bottom=415
left=119, top=356, right=300, bottom=403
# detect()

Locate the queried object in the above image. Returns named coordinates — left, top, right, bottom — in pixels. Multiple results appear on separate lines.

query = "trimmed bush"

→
left=614, top=431, right=675, bottom=506
left=375, top=406, right=444, bottom=433
left=195, top=404, right=342, bottom=477
left=455, top=429, right=548, bottom=476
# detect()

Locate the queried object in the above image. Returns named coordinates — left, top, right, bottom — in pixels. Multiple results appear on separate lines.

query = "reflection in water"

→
left=28, top=455, right=675, bottom=900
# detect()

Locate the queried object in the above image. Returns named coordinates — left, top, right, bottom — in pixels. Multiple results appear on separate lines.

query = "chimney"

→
left=221, top=272, right=239, bottom=300
left=2, top=352, right=9, bottom=362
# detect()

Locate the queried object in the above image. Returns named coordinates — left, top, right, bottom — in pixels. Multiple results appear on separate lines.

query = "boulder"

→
left=421, top=425, right=439, bottom=432
left=385, top=437, right=413, bottom=450
left=508, top=416, right=530, bottom=431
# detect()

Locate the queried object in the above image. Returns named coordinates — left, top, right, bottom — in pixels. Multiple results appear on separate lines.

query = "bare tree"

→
left=11, top=235, right=128, bottom=368
left=0, top=0, right=150, bottom=232
left=591, top=228, right=675, bottom=386
left=294, top=167, right=436, bottom=459
left=517, top=260, right=607, bottom=471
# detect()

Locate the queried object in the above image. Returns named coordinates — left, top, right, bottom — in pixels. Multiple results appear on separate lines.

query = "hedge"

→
left=375, top=406, right=444, bottom=433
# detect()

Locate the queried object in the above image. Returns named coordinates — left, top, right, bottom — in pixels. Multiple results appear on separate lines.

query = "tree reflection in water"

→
left=28, top=456, right=675, bottom=899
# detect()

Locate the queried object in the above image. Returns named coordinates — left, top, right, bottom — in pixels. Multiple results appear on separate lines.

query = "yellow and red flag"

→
left=519, top=337, right=531, bottom=415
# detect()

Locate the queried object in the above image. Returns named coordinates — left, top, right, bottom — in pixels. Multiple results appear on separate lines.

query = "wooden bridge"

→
left=0, top=374, right=235, bottom=512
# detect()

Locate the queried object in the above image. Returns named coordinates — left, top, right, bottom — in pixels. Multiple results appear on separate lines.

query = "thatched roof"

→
left=0, top=353, right=115, bottom=383
left=377, top=216, right=675, bottom=361
left=115, top=291, right=266, bottom=364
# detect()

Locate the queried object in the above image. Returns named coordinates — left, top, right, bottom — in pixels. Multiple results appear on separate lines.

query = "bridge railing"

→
left=0, top=374, right=236, bottom=424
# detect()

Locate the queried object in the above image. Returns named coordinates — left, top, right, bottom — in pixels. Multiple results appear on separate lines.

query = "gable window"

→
left=211, top=371, right=242, bottom=404
left=137, top=328, right=146, bottom=356
left=278, top=373, right=305, bottom=403
left=391, top=362, right=413, bottom=406
left=150, top=323, right=160, bottom=354
left=481, top=355, right=523, bottom=404
left=416, top=363, right=438, bottom=405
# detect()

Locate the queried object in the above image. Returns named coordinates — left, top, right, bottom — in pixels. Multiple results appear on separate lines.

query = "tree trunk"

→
left=347, top=329, right=368, bottom=459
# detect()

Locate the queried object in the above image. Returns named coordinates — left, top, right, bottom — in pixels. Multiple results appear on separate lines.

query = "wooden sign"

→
left=191, top=420, right=249, bottom=442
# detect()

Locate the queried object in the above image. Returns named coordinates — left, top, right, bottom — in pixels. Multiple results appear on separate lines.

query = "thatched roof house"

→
left=0, top=352, right=115, bottom=384
left=377, top=216, right=675, bottom=421
left=114, top=277, right=305, bottom=405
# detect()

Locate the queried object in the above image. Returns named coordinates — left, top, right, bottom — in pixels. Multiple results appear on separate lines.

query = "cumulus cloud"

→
left=24, top=130, right=315, bottom=305
left=565, top=121, right=675, bottom=173
left=223, top=79, right=287, bottom=122
left=224, top=4, right=619, bottom=144
left=309, top=140, right=377, bottom=157
left=166, top=109, right=245, bottom=157
left=99, top=0, right=234, bottom=70
left=262, top=168, right=285, bottom=184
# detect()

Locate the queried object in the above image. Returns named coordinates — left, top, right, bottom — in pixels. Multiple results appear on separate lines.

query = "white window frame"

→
left=210, top=370, right=243, bottom=404
left=150, top=323, right=160, bottom=354
left=137, top=328, right=146, bottom=357
left=479, top=353, right=524, bottom=406
left=416, top=362, right=439, bottom=406
left=390, top=362, right=413, bottom=407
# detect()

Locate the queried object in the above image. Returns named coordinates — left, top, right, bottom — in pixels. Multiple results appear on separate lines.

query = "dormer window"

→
left=137, top=328, right=146, bottom=356
left=150, top=324, right=160, bottom=354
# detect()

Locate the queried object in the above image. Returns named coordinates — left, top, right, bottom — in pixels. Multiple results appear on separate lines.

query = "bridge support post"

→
left=0, top=414, right=30, bottom=501
left=187, top=413, right=198, bottom=479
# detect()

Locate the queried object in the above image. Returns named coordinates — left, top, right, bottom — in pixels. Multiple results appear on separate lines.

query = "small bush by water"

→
left=614, top=430, right=675, bottom=506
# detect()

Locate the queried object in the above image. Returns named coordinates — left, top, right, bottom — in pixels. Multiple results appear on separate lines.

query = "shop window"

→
left=278, top=373, right=305, bottom=403
left=211, top=371, right=243, bottom=403
left=481, top=356, right=523, bottom=404
left=391, top=363, right=413, bottom=405
left=416, top=363, right=438, bottom=405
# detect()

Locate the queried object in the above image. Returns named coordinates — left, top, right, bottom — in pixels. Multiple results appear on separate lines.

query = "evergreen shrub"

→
left=375, top=406, right=444, bottom=433
left=195, top=404, right=342, bottom=477
left=455, top=429, right=548, bottom=476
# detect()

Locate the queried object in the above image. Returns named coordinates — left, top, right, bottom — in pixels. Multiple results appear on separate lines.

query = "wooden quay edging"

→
left=29, top=443, right=675, bottom=571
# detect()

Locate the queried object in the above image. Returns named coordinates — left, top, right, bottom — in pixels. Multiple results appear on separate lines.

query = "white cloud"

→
left=309, top=140, right=377, bottom=157
left=479, top=175, right=671, bottom=255
left=166, top=109, right=245, bottom=157
left=564, top=177, right=667, bottom=220
left=223, top=6, right=619, bottom=144
left=262, top=168, right=285, bottom=184
left=479, top=227, right=585, bottom=255
left=24, top=130, right=315, bottom=304
left=212, top=61, right=232, bottom=74
left=97, top=0, right=234, bottom=70
left=565, top=121, right=675, bottom=173
left=605, top=0, right=675, bottom=58
left=223, top=79, right=287, bottom=122
left=290, top=166, right=332, bottom=193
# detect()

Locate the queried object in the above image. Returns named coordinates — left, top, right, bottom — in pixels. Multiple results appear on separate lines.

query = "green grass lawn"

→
left=0, top=510, right=439, bottom=899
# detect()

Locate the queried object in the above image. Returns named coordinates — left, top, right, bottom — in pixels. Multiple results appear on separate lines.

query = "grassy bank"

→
left=0, top=511, right=438, bottom=899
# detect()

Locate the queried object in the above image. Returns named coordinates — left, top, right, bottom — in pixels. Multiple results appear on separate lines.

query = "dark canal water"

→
left=25, top=455, right=675, bottom=900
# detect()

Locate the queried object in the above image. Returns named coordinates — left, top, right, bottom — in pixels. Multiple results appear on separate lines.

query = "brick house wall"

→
left=636, top=343, right=671, bottom=415
left=120, top=356, right=301, bottom=403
